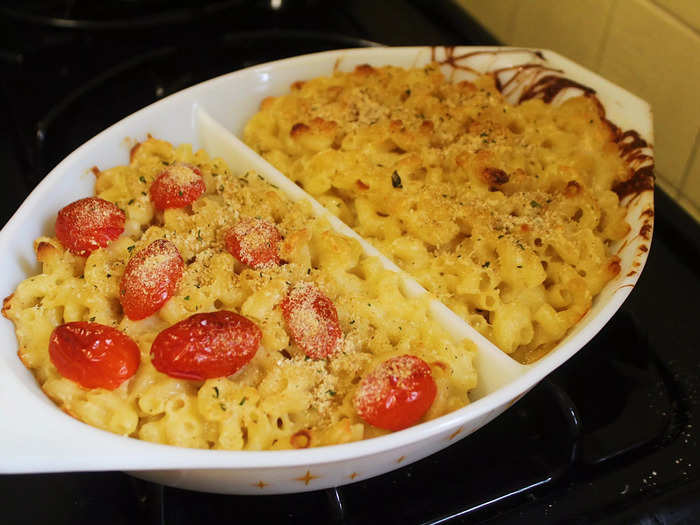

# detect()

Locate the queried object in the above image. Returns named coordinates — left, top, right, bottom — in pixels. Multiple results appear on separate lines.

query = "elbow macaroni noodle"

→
left=3, top=138, right=476, bottom=449
left=243, top=64, right=631, bottom=362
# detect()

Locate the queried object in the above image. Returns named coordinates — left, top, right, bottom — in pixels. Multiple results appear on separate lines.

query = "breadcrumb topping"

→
left=159, top=163, right=201, bottom=188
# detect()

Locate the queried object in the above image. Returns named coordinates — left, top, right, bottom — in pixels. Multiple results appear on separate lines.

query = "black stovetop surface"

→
left=1, top=1, right=699, bottom=524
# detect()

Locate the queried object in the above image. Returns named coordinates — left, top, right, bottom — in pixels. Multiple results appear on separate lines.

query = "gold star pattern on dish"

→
left=294, top=470, right=319, bottom=485
left=252, top=480, right=268, bottom=489
left=349, top=472, right=359, bottom=480
left=396, top=456, right=405, bottom=463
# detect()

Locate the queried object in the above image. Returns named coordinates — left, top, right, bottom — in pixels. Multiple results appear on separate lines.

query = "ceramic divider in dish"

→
left=0, top=46, right=653, bottom=495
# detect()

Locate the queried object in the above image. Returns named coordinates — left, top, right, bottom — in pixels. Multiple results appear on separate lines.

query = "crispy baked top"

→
left=244, top=64, right=632, bottom=362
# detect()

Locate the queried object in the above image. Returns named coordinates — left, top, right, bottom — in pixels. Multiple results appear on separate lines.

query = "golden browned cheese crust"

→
left=244, top=64, right=631, bottom=362
left=3, top=138, right=476, bottom=449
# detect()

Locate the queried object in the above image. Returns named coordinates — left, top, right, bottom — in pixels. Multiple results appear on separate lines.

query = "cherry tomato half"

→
left=281, top=283, right=342, bottom=359
left=149, top=162, right=205, bottom=210
left=49, top=322, right=140, bottom=390
left=354, top=355, right=437, bottom=431
left=224, top=217, right=282, bottom=269
left=120, top=239, right=184, bottom=320
left=150, top=310, right=261, bottom=380
left=55, top=197, right=126, bottom=256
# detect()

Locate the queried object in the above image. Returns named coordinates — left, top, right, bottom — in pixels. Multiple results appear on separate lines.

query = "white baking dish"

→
left=0, top=47, right=653, bottom=494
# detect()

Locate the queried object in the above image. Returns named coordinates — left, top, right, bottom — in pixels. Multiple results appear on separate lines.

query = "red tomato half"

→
left=49, top=322, right=140, bottom=390
left=150, top=311, right=261, bottom=380
left=281, top=283, right=342, bottom=359
left=55, top=197, right=125, bottom=256
left=224, top=217, right=282, bottom=269
left=354, top=355, right=437, bottom=431
left=149, top=162, right=205, bottom=210
left=120, top=239, right=184, bottom=320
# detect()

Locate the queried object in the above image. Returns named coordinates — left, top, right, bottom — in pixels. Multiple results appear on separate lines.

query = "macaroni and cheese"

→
left=244, top=64, right=631, bottom=362
left=3, top=138, right=477, bottom=449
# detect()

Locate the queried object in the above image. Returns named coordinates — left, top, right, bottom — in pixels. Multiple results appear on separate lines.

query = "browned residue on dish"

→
left=431, top=46, right=655, bottom=203
left=612, top=166, right=655, bottom=200
left=431, top=46, right=544, bottom=75
left=520, top=74, right=596, bottom=104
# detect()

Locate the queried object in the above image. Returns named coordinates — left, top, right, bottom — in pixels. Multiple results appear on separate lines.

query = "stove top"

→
left=1, top=1, right=698, bottom=523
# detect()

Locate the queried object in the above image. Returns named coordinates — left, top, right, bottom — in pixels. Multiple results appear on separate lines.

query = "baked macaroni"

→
left=3, top=138, right=476, bottom=449
left=244, top=64, right=631, bottom=362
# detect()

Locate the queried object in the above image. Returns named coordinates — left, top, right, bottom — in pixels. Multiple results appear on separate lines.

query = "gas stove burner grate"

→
left=0, top=1, right=265, bottom=30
